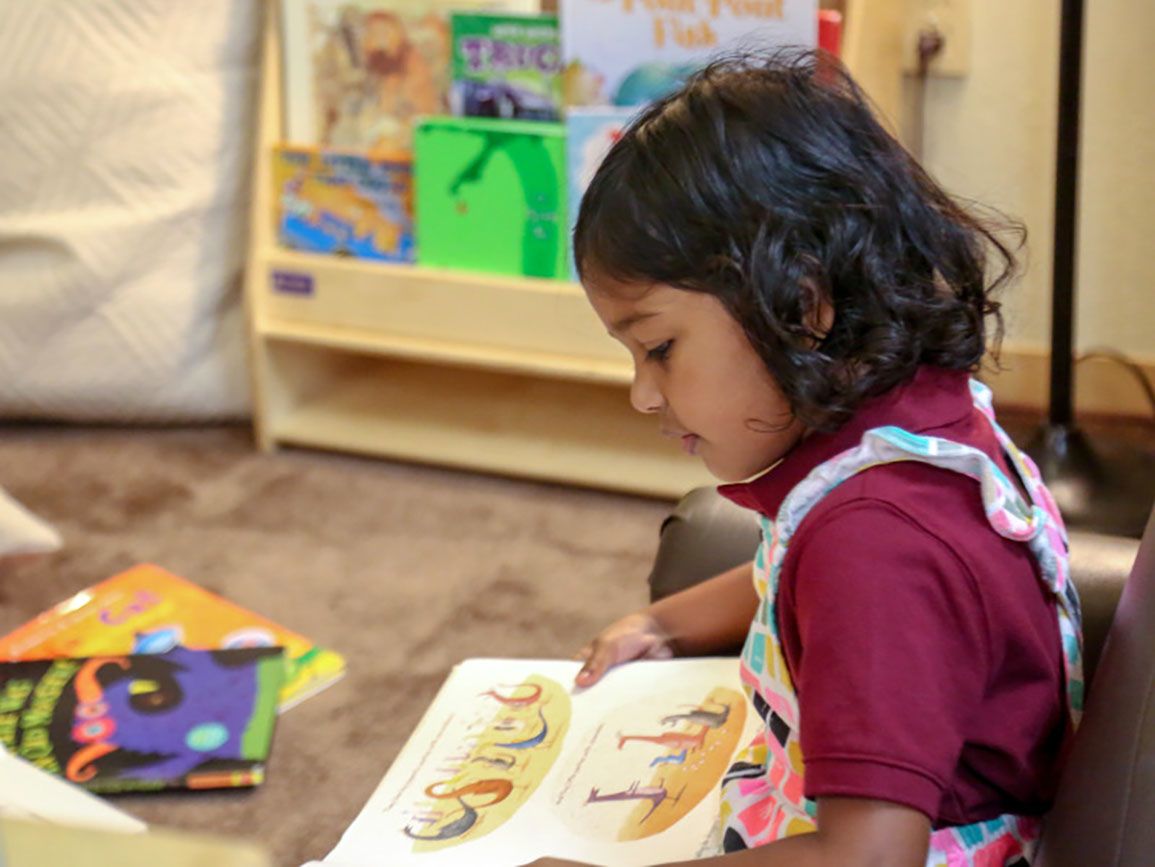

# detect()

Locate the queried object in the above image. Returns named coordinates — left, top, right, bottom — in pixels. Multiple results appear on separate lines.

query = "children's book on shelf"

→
left=0, top=563, right=345, bottom=711
left=566, top=106, right=638, bottom=280
left=415, top=116, right=567, bottom=279
left=281, top=0, right=539, bottom=154
left=274, top=145, right=416, bottom=262
left=313, top=657, right=757, bottom=867
left=0, top=646, right=284, bottom=794
left=450, top=12, right=562, bottom=122
left=560, top=0, right=818, bottom=108
left=817, top=8, right=842, bottom=57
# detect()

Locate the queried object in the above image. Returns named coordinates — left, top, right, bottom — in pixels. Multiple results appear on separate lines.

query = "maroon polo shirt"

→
left=718, top=366, right=1070, bottom=827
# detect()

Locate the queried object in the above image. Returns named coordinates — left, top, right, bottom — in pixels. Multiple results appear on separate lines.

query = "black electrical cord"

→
left=1075, top=348, right=1155, bottom=420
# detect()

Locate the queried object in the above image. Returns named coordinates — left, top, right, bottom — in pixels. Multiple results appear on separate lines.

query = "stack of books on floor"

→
left=0, top=563, right=347, bottom=864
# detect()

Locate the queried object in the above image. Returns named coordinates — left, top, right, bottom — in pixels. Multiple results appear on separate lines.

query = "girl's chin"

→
left=702, top=451, right=782, bottom=484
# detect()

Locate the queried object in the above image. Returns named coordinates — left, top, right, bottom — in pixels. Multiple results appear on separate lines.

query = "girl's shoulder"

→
left=787, top=461, right=1040, bottom=596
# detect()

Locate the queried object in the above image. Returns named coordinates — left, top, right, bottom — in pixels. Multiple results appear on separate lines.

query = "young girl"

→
left=531, top=51, right=1082, bottom=867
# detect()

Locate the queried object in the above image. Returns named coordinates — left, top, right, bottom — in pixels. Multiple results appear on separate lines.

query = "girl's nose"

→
left=630, top=365, right=664, bottom=414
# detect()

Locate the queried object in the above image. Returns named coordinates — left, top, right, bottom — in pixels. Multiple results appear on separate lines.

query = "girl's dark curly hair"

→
left=574, top=49, right=1022, bottom=432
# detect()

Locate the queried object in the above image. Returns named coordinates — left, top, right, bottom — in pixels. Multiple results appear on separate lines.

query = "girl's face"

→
left=586, top=278, right=806, bottom=482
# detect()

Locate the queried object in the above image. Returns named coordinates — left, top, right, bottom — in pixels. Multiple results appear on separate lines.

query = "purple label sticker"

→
left=272, top=270, right=314, bottom=297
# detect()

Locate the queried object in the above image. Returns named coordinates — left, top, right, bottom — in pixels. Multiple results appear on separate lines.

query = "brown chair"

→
left=647, top=487, right=1150, bottom=865
left=1037, top=509, right=1155, bottom=866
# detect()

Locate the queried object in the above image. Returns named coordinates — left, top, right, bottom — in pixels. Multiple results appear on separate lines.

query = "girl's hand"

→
left=574, top=610, right=674, bottom=688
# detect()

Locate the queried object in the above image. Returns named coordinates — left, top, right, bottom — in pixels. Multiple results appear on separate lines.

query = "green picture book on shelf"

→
left=414, top=117, right=567, bottom=280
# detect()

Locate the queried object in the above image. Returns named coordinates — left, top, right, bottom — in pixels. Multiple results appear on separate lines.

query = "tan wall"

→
left=904, top=0, right=1154, bottom=414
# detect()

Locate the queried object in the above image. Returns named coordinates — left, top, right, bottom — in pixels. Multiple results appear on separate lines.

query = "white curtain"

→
left=0, top=1, right=261, bottom=420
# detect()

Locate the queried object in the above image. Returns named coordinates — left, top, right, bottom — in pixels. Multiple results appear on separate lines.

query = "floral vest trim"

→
left=718, top=379, right=1083, bottom=866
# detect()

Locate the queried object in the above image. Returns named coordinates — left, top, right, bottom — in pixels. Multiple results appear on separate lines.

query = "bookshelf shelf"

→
left=264, top=347, right=704, bottom=495
left=244, top=0, right=903, bottom=498
left=260, top=319, right=634, bottom=387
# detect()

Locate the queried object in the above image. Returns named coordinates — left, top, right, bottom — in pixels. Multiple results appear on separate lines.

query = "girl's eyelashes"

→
left=646, top=340, right=674, bottom=363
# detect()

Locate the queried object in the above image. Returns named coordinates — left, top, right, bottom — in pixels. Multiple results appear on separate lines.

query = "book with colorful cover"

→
left=560, top=0, right=818, bottom=108
left=312, top=657, right=758, bottom=867
left=0, top=646, right=284, bottom=794
left=281, top=0, right=539, bottom=154
left=0, top=564, right=345, bottom=711
left=414, top=116, right=567, bottom=279
left=450, top=12, right=562, bottom=122
left=274, top=145, right=416, bottom=262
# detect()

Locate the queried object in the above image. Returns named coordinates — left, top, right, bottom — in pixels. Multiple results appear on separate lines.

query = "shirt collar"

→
left=717, top=366, right=976, bottom=516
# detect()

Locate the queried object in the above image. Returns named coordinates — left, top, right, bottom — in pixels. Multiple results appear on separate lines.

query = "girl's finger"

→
left=575, top=640, right=611, bottom=687
left=647, top=643, right=675, bottom=660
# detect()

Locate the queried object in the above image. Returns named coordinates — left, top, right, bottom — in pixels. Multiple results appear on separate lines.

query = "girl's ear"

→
left=801, top=280, right=835, bottom=342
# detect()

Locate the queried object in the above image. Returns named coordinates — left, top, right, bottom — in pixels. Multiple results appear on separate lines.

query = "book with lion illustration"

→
left=315, top=658, right=758, bottom=866
left=281, top=0, right=539, bottom=154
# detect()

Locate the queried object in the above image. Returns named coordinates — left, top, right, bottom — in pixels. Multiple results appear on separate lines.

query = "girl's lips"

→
left=681, top=434, right=700, bottom=456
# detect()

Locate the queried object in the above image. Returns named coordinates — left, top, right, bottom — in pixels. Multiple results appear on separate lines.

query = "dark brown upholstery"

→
left=1036, top=512, right=1155, bottom=867
left=647, top=487, right=1150, bottom=863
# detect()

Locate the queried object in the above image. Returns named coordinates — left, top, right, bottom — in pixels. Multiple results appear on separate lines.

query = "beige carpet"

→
left=0, top=424, right=672, bottom=865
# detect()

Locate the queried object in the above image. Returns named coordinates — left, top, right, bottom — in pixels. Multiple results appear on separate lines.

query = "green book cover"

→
left=415, top=117, right=567, bottom=279
left=450, top=13, right=562, bottom=122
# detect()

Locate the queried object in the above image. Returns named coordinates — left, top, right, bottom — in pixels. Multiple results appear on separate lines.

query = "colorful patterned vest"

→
left=718, top=380, right=1083, bottom=866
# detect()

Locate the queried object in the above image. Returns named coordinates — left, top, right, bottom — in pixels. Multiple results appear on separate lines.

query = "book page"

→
left=0, top=747, right=146, bottom=833
left=321, top=657, right=757, bottom=866
left=1, top=817, right=270, bottom=867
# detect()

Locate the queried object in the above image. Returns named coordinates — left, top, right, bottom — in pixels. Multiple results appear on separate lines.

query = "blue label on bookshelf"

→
left=272, top=271, right=314, bottom=297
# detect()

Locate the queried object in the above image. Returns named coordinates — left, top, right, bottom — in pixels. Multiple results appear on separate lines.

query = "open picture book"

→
left=313, top=657, right=756, bottom=867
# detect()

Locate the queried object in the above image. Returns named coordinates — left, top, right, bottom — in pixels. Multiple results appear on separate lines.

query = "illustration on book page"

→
left=551, top=684, right=746, bottom=844
left=401, top=675, right=570, bottom=850
left=321, top=658, right=758, bottom=867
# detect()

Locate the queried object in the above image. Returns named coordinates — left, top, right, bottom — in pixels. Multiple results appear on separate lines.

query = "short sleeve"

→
left=778, top=497, right=990, bottom=820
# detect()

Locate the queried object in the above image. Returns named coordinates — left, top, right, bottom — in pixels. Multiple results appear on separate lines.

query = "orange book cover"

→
left=0, top=564, right=344, bottom=711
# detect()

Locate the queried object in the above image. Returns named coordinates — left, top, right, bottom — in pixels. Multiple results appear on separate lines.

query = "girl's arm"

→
left=649, top=560, right=759, bottom=655
left=531, top=796, right=931, bottom=867
left=576, top=561, right=758, bottom=686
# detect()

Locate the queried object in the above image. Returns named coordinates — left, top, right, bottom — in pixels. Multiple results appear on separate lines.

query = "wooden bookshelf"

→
left=243, top=0, right=903, bottom=498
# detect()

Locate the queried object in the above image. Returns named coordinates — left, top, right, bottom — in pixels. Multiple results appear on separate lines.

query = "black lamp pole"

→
left=1049, top=0, right=1081, bottom=429
left=1026, top=0, right=1155, bottom=538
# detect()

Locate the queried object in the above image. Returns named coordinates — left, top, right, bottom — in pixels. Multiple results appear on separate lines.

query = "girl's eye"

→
left=646, top=340, right=673, bottom=362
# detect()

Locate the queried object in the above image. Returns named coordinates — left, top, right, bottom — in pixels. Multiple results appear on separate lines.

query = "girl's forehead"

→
left=586, top=280, right=672, bottom=331
left=585, top=274, right=701, bottom=311
left=588, top=280, right=680, bottom=310
left=582, top=270, right=654, bottom=301
left=588, top=281, right=721, bottom=334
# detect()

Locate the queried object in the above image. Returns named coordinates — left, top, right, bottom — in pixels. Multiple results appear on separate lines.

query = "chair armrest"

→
left=647, top=488, right=760, bottom=604
left=1068, top=531, right=1141, bottom=683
